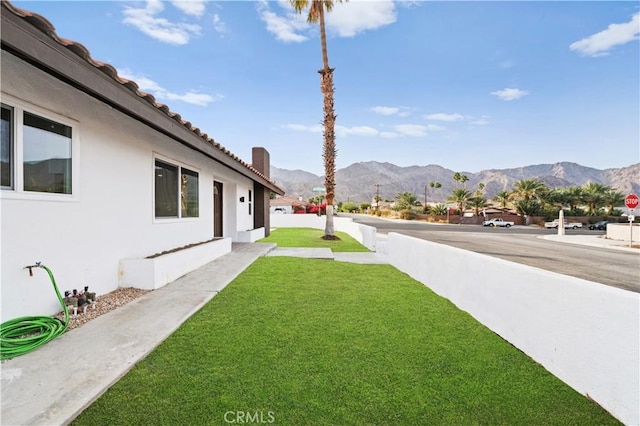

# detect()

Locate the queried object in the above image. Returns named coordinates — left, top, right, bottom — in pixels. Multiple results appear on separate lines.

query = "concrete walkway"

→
left=266, top=247, right=390, bottom=264
left=0, top=243, right=275, bottom=426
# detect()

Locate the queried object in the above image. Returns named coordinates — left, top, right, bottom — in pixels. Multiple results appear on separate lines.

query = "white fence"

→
left=387, top=232, right=639, bottom=425
left=270, top=214, right=377, bottom=251
left=607, top=222, right=640, bottom=243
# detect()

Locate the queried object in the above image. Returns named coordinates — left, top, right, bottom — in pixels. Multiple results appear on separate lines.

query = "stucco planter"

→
left=236, top=227, right=265, bottom=243
left=118, top=238, right=232, bottom=290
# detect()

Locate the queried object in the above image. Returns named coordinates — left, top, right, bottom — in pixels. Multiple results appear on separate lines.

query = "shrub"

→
left=399, top=210, right=417, bottom=220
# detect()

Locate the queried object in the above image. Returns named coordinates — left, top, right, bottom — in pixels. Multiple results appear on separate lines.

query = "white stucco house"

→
left=0, top=2, right=284, bottom=322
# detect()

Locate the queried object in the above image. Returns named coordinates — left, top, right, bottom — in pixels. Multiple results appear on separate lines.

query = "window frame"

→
left=153, top=154, right=200, bottom=222
left=0, top=94, right=79, bottom=201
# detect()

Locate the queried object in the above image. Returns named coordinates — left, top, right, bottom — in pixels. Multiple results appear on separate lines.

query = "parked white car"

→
left=544, top=220, right=583, bottom=229
left=482, top=218, right=514, bottom=228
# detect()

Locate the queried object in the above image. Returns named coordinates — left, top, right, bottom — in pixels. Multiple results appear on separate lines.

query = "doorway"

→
left=213, top=181, right=223, bottom=237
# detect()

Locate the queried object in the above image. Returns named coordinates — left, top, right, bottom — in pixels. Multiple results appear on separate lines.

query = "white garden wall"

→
left=387, top=232, right=639, bottom=425
left=270, top=214, right=377, bottom=251
left=607, top=222, right=640, bottom=242
left=0, top=52, right=256, bottom=321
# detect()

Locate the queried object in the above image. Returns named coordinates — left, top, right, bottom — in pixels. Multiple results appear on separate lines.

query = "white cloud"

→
left=259, top=0, right=396, bottom=42
left=212, top=14, right=226, bottom=34
left=371, top=105, right=411, bottom=117
left=336, top=125, right=379, bottom=137
left=491, top=88, right=529, bottom=101
left=570, top=13, right=639, bottom=57
left=119, top=69, right=221, bottom=106
left=371, top=106, right=399, bottom=116
left=258, top=1, right=309, bottom=43
left=171, top=0, right=206, bottom=18
left=426, top=124, right=445, bottom=131
left=470, top=116, right=490, bottom=126
left=122, top=0, right=201, bottom=45
left=325, top=0, right=397, bottom=37
left=425, top=113, right=464, bottom=122
left=394, top=124, right=428, bottom=137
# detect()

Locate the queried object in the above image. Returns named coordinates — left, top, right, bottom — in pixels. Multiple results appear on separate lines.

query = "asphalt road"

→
left=342, top=214, right=640, bottom=293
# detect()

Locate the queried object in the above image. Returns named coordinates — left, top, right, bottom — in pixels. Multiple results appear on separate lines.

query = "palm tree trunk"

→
left=317, top=4, right=337, bottom=238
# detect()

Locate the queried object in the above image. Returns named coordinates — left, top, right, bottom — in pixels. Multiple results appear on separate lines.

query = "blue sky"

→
left=12, top=1, right=640, bottom=175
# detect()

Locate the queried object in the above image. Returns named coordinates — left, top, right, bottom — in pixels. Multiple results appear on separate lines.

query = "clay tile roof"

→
left=1, top=0, right=280, bottom=190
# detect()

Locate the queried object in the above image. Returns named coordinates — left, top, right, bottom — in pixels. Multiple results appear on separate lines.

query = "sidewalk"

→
left=0, top=243, right=276, bottom=426
left=540, top=234, right=640, bottom=253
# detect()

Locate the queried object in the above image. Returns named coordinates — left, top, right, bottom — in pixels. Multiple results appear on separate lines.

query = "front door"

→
left=213, top=181, right=223, bottom=237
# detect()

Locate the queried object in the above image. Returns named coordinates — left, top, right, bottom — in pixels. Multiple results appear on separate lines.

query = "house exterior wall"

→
left=0, top=51, right=254, bottom=321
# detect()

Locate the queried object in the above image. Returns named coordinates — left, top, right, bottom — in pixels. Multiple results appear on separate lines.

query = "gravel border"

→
left=54, top=287, right=150, bottom=331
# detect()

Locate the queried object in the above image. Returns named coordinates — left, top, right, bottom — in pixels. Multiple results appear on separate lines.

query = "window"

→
left=1, top=105, right=13, bottom=189
left=248, top=189, right=252, bottom=215
left=1, top=99, right=76, bottom=196
left=154, top=158, right=199, bottom=219
left=181, top=168, right=199, bottom=217
left=23, top=112, right=72, bottom=194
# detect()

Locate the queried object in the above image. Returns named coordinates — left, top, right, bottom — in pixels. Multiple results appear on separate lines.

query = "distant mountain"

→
left=270, top=161, right=640, bottom=204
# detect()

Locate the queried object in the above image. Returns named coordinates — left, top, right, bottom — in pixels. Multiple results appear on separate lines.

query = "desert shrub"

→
left=341, top=202, right=358, bottom=213
left=399, top=210, right=417, bottom=220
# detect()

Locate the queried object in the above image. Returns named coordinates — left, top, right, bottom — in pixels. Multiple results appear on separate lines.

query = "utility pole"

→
left=424, top=185, right=428, bottom=213
left=374, top=184, right=382, bottom=211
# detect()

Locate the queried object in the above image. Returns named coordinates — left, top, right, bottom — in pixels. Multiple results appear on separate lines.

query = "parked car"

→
left=544, top=219, right=583, bottom=229
left=482, top=218, right=514, bottom=228
left=589, top=221, right=610, bottom=230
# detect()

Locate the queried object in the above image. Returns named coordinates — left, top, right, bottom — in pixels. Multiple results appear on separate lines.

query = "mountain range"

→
left=270, top=161, right=640, bottom=204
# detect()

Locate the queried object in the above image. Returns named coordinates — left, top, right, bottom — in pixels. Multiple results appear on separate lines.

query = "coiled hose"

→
left=0, top=263, right=69, bottom=360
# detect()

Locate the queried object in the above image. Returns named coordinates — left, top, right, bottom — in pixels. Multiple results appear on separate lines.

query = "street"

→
left=343, top=214, right=640, bottom=293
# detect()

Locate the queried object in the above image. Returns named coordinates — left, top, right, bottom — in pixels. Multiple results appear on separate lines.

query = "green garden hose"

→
left=0, top=263, right=69, bottom=360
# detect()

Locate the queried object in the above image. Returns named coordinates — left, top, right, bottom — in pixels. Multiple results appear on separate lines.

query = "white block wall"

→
left=270, top=214, right=377, bottom=251
left=388, top=232, right=639, bottom=425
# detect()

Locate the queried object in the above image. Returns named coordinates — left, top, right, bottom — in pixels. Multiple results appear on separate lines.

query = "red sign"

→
left=625, top=194, right=639, bottom=209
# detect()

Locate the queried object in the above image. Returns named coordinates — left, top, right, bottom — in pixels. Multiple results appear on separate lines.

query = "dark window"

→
left=155, top=160, right=178, bottom=217
left=1, top=105, right=13, bottom=188
left=181, top=168, right=199, bottom=218
left=23, top=112, right=72, bottom=194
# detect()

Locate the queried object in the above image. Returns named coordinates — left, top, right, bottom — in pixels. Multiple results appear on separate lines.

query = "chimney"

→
left=252, top=147, right=270, bottom=179
left=252, top=147, right=271, bottom=236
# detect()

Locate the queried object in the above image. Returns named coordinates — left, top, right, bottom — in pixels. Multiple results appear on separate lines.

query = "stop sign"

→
left=625, top=194, right=639, bottom=209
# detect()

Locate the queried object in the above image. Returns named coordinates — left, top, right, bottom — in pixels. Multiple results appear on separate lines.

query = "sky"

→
left=11, top=0, right=640, bottom=176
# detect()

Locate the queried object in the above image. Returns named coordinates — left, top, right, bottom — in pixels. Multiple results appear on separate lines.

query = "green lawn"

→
left=259, top=227, right=370, bottom=252
left=73, top=258, right=617, bottom=426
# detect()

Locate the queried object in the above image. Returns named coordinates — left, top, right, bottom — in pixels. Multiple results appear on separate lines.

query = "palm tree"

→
left=581, top=182, right=611, bottom=215
left=459, top=174, right=469, bottom=188
left=431, top=203, right=448, bottom=215
left=290, top=0, right=345, bottom=239
left=492, top=190, right=510, bottom=209
left=510, top=178, right=548, bottom=223
left=511, top=178, right=548, bottom=202
left=447, top=188, right=471, bottom=215
left=469, top=195, right=489, bottom=216
left=453, top=172, right=462, bottom=188
left=429, top=181, right=442, bottom=199
left=562, top=186, right=584, bottom=213
left=602, top=189, right=625, bottom=214
left=424, top=181, right=441, bottom=212
left=396, top=191, right=420, bottom=210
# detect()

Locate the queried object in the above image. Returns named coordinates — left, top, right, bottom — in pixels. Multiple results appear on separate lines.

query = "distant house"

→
left=270, top=196, right=310, bottom=214
left=0, top=2, right=283, bottom=321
